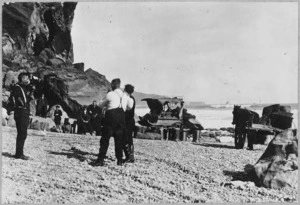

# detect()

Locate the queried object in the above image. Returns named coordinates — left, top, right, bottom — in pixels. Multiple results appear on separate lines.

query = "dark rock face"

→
left=2, top=2, right=77, bottom=63
left=2, top=2, right=111, bottom=118
left=43, top=74, right=82, bottom=119
left=253, top=129, right=298, bottom=189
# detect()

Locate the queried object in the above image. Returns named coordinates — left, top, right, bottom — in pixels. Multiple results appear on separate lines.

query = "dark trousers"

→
left=98, top=108, right=125, bottom=161
left=125, top=118, right=135, bottom=146
left=82, top=122, right=91, bottom=134
left=14, top=109, right=30, bottom=156
left=90, top=117, right=101, bottom=135
left=123, top=119, right=135, bottom=160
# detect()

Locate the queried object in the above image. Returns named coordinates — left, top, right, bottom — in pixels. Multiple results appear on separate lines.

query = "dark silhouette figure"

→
left=87, top=100, right=102, bottom=136
left=123, top=84, right=136, bottom=163
left=54, top=105, right=63, bottom=132
left=36, top=93, right=49, bottom=118
left=232, top=105, right=259, bottom=150
left=62, top=118, right=72, bottom=133
left=79, top=107, right=91, bottom=135
left=10, top=72, right=34, bottom=160
left=92, top=78, right=127, bottom=166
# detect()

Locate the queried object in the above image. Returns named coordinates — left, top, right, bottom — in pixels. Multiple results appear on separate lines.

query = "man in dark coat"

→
left=54, top=105, right=62, bottom=132
left=36, top=93, right=49, bottom=118
left=10, top=72, right=34, bottom=160
left=123, top=84, right=136, bottom=163
left=80, top=106, right=91, bottom=135
left=88, top=100, right=102, bottom=135
left=62, top=118, right=72, bottom=133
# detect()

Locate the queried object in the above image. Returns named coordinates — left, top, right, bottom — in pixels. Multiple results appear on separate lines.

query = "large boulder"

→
left=7, top=113, right=16, bottom=127
left=2, top=70, right=19, bottom=88
left=2, top=33, right=16, bottom=57
left=253, top=129, right=298, bottom=189
left=2, top=108, right=9, bottom=126
left=29, top=116, right=55, bottom=131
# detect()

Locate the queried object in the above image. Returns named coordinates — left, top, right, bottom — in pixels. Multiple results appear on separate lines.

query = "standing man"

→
left=88, top=100, right=102, bottom=136
left=54, top=105, right=62, bottom=132
left=10, top=72, right=34, bottom=160
left=92, top=78, right=131, bottom=166
left=178, top=101, right=185, bottom=119
left=36, top=93, right=49, bottom=118
left=123, top=84, right=135, bottom=163
left=80, top=106, right=91, bottom=135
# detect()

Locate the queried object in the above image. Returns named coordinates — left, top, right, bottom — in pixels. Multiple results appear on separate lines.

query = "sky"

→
left=72, top=2, right=298, bottom=104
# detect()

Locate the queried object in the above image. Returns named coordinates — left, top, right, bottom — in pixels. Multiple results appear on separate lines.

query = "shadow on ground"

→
left=223, top=164, right=258, bottom=183
left=48, top=147, right=116, bottom=162
left=2, top=152, right=16, bottom=159
left=48, top=147, right=98, bottom=162
left=194, top=143, right=236, bottom=149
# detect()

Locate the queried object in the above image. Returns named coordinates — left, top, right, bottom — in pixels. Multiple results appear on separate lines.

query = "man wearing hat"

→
left=10, top=72, right=34, bottom=160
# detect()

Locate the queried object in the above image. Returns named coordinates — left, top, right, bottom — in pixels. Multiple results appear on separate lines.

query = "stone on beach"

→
left=253, top=129, right=298, bottom=189
left=7, top=113, right=16, bottom=127
left=29, top=116, right=55, bottom=131
left=2, top=108, right=9, bottom=126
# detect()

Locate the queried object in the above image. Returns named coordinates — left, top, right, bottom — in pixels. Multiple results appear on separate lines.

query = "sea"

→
left=135, top=107, right=298, bottom=129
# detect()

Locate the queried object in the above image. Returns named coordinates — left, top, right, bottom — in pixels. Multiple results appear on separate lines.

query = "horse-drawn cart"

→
left=138, top=97, right=204, bottom=141
left=232, top=104, right=294, bottom=149
left=247, top=124, right=283, bottom=134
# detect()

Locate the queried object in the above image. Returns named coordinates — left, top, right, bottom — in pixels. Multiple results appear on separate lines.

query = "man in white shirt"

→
left=92, top=78, right=132, bottom=166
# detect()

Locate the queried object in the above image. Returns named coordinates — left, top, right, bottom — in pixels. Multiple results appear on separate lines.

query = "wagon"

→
left=232, top=104, right=294, bottom=149
left=138, top=97, right=203, bottom=130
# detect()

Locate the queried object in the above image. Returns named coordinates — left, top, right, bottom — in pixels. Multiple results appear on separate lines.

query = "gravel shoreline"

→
left=1, top=126, right=297, bottom=203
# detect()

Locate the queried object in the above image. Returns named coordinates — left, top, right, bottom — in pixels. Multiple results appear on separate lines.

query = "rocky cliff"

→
left=2, top=2, right=111, bottom=118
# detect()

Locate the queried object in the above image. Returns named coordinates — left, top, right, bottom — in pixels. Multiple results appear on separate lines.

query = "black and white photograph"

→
left=1, top=0, right=298, bottom=203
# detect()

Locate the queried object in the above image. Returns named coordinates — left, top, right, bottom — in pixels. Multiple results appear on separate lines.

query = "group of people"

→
left=92, top=78, right=136, bottom=166
left=10, top=73, right=136, bottom=166
left=77, top=101, right=103, bottom=135
left=162, top=101, right=185, bottom=119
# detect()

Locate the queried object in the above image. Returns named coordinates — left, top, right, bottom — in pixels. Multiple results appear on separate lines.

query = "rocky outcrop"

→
left=2, top=2, right=77, bottom=64
left=2, top=2, right=112, bottom=118
left=7, top=113, right=16, bottom=127
left=253, top=129, right=298, bottom=189
left=2, top=108, right=9, bottom=126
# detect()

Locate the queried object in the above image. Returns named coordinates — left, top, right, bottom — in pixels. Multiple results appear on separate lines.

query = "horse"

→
left=232, top=105, right=260, bottom=149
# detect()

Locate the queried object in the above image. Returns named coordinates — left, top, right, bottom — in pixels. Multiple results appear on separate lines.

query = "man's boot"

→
left=128, top=145, right=135, bottom=163
left=123, top=144, right=130, bottom=163
left=117, top=159, right=123, bottom=166
left=92, top=148, right=106, bottom=166
left=92, top=157, right=105, bottom=166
